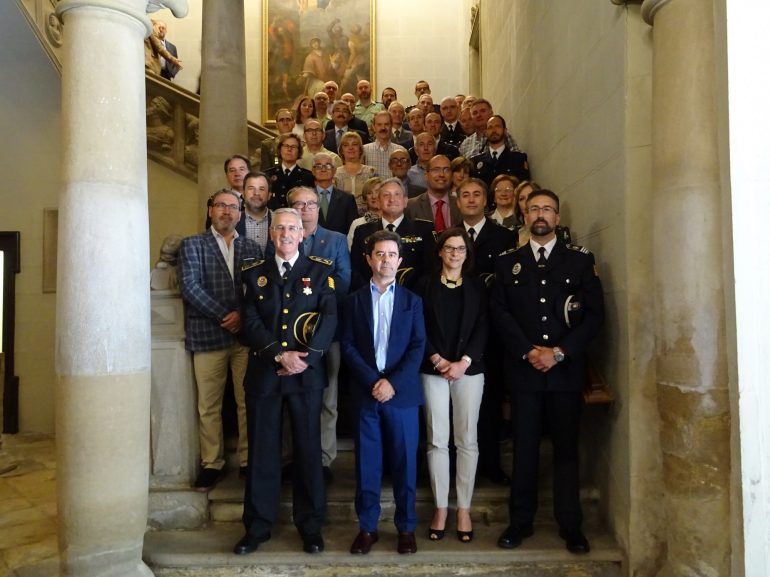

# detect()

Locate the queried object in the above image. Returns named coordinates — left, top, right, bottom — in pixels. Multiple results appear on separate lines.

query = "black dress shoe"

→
left=560, top=529, right=590, bottom=554
left=233, top=533, right=268, bottom=555
left=350, top=530, right=378, bottom=554
left=397, top=531, right=417, bottom=554
left=193, top=467, right=223, bottom=492
left=302, top=533, right=324, bottom=554
left=497, top=525, right=534, bottom=549
left=483, top=467, right=511, bottom=486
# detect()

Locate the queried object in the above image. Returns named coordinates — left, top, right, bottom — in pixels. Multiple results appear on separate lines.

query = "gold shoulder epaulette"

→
left=309, top=255, right=333, bottom=266
left=241, top=259, right=264, bottom=272
left=567, top=244, right=591, bottom=255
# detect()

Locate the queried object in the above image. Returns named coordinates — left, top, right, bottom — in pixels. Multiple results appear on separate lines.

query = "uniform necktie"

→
left=320, top=190, right=329, bottom=219
left=468, top=227, right=476, bottom=241
left=386, top=223, right=395, bottom=232
left=284, top=168, right=291, bottom=176
left=282, top=261, right=292, bottom=279
left=492, top=150, right=498, bottom=163
left=537, top=246, right=547, bottom=267
left=434, top=199, right=447, bottom=233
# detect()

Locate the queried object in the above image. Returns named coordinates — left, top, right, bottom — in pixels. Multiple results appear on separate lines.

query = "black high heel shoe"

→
left=428, top=527, right=446, bottom=541
left=457, top=529, right=474, bottom=543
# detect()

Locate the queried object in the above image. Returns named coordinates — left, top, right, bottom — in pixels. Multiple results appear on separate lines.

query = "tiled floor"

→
left=0, top=434, right=59, bottom=577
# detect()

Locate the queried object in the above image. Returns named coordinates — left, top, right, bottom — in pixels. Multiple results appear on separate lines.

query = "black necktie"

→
left=537, top=246, right=547, bottom=267
left=386, top=223, right=395, bottom=232
left=468, top=227, right=476, bottom=241
left=282, top=261, right=292, bottom=279
left=284, top=168, right=291, bottom=177
left=492, top=151, right=498, bottom=164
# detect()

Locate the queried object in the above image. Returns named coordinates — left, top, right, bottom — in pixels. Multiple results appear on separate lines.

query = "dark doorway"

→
left=0, top=232, right=20, bottom=434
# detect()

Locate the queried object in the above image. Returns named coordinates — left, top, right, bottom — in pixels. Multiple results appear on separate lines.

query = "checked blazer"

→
left=178, top=229, right=262, bottom=352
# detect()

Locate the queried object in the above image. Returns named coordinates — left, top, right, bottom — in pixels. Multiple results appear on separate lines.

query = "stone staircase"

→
left=142, top=444, right=624, bottom=576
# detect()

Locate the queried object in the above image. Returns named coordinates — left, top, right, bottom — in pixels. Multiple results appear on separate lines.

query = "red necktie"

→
left=434, top=199, right=446, bottom=233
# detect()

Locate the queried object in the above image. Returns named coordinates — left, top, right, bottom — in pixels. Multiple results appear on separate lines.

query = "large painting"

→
left=263, top=0, right=375, bottom=124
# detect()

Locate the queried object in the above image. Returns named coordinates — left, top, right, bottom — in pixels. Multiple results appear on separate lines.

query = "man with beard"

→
left=179, top=190, right=263, bottom=492
left=459, top=99, right=520, bottom=159
left=405, top=155, right=461, bottom=233
left=363, top=111, right=407, bottom=178
left=350, top=178, right=434, bottom=290
left=235, top=208, right=337, bottom=555
left=353, top=79, right=385, bottom=130
left=237, top=172, right=273, bottom=256
left=491, top=189, right=604, bottom=555
left=470, top=115, right=530, bottom=205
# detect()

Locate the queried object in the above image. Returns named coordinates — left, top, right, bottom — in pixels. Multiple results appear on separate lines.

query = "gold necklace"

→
left=440, top=274, right=463, bottom=288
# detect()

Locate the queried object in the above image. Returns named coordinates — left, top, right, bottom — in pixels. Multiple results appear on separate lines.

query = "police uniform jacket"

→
left=489, top=240, right=604, bottom=392
left=241, top=254, right=337, bottom=397
left=466, top=219, right=518, bottom=283
left=349, top=216, right=435, bottom=290
left=470, top=146, right=530, bottom=191
left=264, top=165, right=315, bottom=211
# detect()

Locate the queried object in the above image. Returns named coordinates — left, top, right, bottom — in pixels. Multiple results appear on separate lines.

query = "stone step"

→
left=143, top=521, right=623, bottom=577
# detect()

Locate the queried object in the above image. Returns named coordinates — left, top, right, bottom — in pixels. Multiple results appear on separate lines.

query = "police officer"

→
left=349, top=177, right=434, bottom=290
left=491, top=189, right=604, bottom=555
left=235, top=208, right=337, bottom=556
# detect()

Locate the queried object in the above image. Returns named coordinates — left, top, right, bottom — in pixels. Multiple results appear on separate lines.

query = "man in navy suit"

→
left=235, top=208, right=338, bottom=556
left=156, top=20, right=180, bottom=81
left=289, top=186, right=351, bottom=480
left=179, top=190, right=263, bottom=492
left=324, top=100, right=370, bottom=152
left=340, top=229, right=426, bottom=555
left=311, top=152, right=358, bottom=236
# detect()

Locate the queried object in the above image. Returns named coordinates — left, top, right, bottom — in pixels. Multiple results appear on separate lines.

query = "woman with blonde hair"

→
left=334, top=131, right=376, bottom=214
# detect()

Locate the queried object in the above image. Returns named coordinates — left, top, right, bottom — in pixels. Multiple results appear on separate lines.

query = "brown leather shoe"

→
left=397, top=531, right=417, bottom=554
left=350, top=530, right=379, bottom=555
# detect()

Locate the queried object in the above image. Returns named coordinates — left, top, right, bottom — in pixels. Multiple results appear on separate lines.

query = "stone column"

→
left=198, top=0, right=248, bottom=225
left=642, top=1, right=731, bottom=576
left=55, top=1, right=154, bottom=575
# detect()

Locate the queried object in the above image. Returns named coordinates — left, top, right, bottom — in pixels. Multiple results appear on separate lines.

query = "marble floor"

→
left=0, top=433, right=60, bottom=577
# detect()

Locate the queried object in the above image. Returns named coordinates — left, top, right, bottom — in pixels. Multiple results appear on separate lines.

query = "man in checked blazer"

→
left=179, top=189, right=263, bottom=492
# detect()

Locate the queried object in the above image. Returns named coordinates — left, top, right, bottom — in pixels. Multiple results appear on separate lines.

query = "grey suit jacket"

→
left=405, top=192, right=462, bottom=228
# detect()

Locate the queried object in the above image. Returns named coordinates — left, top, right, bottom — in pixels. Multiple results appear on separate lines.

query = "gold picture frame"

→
left=262, top=0, right=376, bottom=125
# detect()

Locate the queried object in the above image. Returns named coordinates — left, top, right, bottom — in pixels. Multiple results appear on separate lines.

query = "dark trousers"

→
left=354, top=401, right=419, bottom=533
left=242, top=388, right=325, bottom=539
left=509, top=389, right=583, bottom=531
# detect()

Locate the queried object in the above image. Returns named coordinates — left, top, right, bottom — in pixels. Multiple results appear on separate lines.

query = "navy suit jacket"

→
left=323, top=126, right=371, bottom=153
left=340, top=284, right=426, bottom=409
left=160, top=39, right=179, bottom=80
left=178, top=230, right=262, bottom=352
left=317, top=186, right=358, bottom=236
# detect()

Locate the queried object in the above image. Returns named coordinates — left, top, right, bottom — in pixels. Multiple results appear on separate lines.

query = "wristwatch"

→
left=553, top=347, right=565, bottom=363
left=461, top=355, right=472, bottom=366
left=274, top=353, right=283, bottom=364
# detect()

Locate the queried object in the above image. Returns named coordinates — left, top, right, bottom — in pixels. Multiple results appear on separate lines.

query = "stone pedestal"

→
left=148, top=291, right=208, bottom=530
left=642, top=1, right=732, bottom=576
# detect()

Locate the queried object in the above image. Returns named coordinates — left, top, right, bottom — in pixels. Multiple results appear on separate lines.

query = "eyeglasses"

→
left=442, top=245, right=467, bottom=254
left=312, top=163, right=334, bottom=170
left=272, top=224, right=301, bottom=233
left=390, top=158, right=410, bottom=165
left=494, top=187, right=515, bottom=193
left=428, top=167, right=451, bottom=174
left=281, top=144, right=300, bottom=151
left=527, top=205, right=557, bottom=215
left=211, top=202, right=240, bottom=211
left=292, top=201, right=319, bottom=210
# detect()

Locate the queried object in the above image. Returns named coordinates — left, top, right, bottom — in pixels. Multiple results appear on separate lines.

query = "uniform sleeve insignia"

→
left=257, top=275, right=268, bottom=287
left=499, top=247, right=517, bottom=256
left=309, top=255, right=333, bottom=266
left=401, top=235, right=422, bottom=243
left=512, top=263, right=522, bottom=275
left=242, top=260, right=264, bottom=272
left=567, top=244, right=591, bottom=254
left=327, top=276, right=335, bottom=290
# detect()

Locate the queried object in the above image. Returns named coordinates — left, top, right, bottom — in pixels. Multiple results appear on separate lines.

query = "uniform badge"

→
left=257, top=276, right=267, bottom=287
left=476, top=161, right=484, bottom=170
left=302, top=277, right=312, bottom=295
left=512, top=263, right=522, bottom=275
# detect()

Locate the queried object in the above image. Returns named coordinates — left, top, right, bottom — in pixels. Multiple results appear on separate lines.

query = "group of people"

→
left=176, top=79, right=605, bottom=558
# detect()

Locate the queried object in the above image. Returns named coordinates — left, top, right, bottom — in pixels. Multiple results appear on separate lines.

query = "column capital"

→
left=641, top=0, right=675, bottom=26
left=56, top=0, right=152, bottom=35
